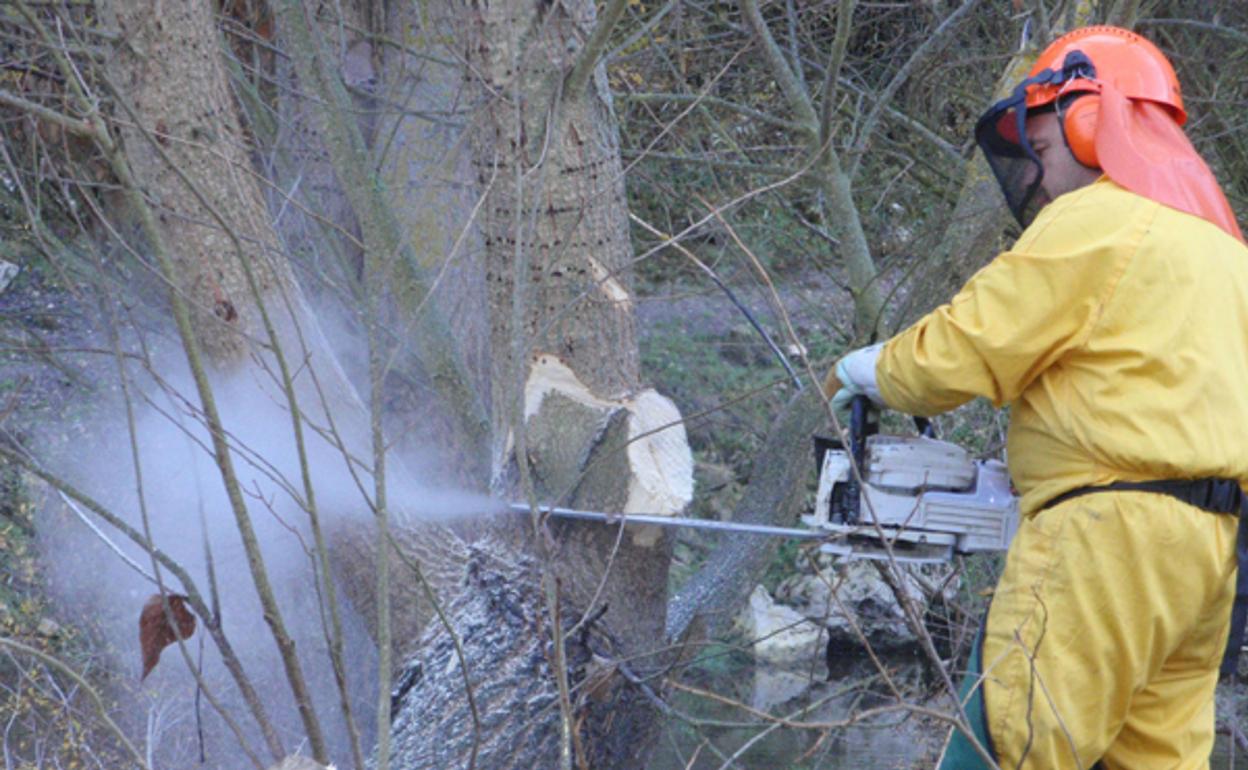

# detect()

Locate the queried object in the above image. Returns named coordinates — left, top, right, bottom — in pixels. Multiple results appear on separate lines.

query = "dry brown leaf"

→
left=139, top=593, right=196, bottom=680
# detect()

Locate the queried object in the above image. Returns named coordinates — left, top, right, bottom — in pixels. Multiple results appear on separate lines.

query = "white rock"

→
left=267, top=756, right=336, bottom=770
left=735, top=585, right=826, bottom=666
left=775, top=561, right=957, bottom=650
left=749, top=666, right=816, bottom=711
left=0, top=261, right=18, bottom=294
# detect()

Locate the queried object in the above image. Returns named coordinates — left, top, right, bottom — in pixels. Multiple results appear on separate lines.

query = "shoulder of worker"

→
left=1013, top=177, right=1154, bottom=255
left=1015, top=177, right=1247, bottom=261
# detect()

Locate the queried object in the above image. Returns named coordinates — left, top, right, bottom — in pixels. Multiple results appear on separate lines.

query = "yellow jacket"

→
left=877, top=178, right=1248, bottom=515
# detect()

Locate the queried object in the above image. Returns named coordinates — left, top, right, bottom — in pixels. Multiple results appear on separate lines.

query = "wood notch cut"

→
left=523, top=355, right=692, bottom=545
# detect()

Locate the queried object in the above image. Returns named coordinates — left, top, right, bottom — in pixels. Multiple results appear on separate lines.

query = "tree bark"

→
left=386, top=0, right=693, bottom=764
left=103, top=0, right=286, bottom=364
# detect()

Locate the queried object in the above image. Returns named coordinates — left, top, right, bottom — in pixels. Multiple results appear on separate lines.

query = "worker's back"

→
left=876, top=177, right=1248, bottom=515
left=1008, top=178, right=1248, bottom=513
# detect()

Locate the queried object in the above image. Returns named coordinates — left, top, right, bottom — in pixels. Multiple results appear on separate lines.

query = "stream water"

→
left=650, top=656, right=945, bottom=769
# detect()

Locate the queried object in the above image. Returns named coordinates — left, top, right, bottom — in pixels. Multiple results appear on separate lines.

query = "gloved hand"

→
left=824, top=343, right=884, bottom=423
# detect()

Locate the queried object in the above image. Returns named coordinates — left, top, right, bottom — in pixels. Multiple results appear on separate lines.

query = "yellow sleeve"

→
left=876, top=182, right=1151, bottom=416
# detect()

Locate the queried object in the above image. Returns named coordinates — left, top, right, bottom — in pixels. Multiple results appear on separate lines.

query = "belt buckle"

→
left=1207, top=479, right=1240, bottom=514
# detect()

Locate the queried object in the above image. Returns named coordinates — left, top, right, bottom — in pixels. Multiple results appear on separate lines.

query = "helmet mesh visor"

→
left=976, top=101, right=1046, bottom=228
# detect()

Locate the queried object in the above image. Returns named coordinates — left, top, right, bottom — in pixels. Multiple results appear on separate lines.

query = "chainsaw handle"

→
left=849, top=395, right=871, bottom=468
left=842, top=395, right=876, bottom=524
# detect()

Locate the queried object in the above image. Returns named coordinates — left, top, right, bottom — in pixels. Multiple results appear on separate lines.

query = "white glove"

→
left=831, top=343, right=884, bottom=422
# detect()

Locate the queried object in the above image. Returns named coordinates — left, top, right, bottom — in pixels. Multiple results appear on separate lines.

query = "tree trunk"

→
left=104, top=0, right=286, bottom=365
left=386, top=0, right=693, bottom=764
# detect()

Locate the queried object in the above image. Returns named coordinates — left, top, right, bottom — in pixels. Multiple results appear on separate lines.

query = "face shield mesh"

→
left=975, top=93, right=1047, bottom=228
left=974, top=51, right=1096, bottom=229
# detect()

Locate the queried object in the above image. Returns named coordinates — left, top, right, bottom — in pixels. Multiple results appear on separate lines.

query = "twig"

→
left=565, top=0, right=630, bottom=98
left=387, top=535, right=482, bottom=770
left=0, top=638, right=151, bottom=770
left=0, top=87, right=100, bottom=138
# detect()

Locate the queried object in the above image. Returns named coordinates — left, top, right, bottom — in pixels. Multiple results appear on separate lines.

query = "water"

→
left=651, top=656, right=1245, bottom=769
left=651, top=656, right=943, bottom=769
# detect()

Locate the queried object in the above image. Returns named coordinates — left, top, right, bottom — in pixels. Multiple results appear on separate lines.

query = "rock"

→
left=775, top=560, right=958, bottom=652
left=734, top=585, right=826, bottom=666
left=0, top=261, right=18, bottom=294
left=266, top=756, right=337, bottom=770
left=36, top=618, right=61, bottom=637
left=749, top=666, right=816, bottom=711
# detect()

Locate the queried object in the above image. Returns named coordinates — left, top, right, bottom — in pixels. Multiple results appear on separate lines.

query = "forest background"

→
left=1, top=0, right=1246, bottom=768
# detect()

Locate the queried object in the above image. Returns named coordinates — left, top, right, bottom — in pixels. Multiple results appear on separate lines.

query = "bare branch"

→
left=0, top=88, right=100, bottom=138
left=848, top=0, right=982, bottom=179
left=737, top=0, right=817, bottom=135
left=565, top=0, right=630, bottom=98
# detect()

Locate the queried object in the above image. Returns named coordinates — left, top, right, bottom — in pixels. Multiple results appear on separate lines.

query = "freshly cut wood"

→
left=523, top=353, right=692, bottom=527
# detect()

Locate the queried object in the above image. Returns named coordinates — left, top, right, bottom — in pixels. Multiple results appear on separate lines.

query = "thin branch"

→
left=1105, top=0, right=1142, bottom=27
left=99, top=70, right=333, bottom=761
left=619, top=92, right=807, bottom=132
left=0, top=440, right=282, bottom=761
left=737, top=0, right=817, bottom=135
left=620, top=148, right=793, bottom=176
left=565, top=0, right=630, bottom=98
left=848, top=0, right=981, bottom=179
left=817, top=0, right=855, bottom=148
left=1139, top=18, right=1248, bottom=46
left=0, top=88, right=100, bottom=138
left=604, top=0, right=680, bottom=63
left=0, top=638, right=152, bottom=770
left=387, top=535, right=482, bottom=769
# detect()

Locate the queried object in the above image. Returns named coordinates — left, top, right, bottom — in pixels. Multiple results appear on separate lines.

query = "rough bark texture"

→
left=376, top=0, right=494, bottom=488
left=106, top=0, right=286, bottom=364
left=100, top=0, right=691, bottom=765
left=466, top=0, right=640, bottom=420
left=328, top=517, right=472, bottom=662
left=270, top=4, right=370, bottom=315
left=389, top=542, right=656, bottom=769
left=385, top=0, right=692, bottom=764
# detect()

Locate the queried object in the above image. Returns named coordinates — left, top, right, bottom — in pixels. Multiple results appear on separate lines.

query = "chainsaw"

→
left=507, top=396, right=1019, bottom=565
left=802, top=395, right=1019, bottom=564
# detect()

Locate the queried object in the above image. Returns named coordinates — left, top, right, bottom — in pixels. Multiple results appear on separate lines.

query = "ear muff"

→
left=1061, top=94, right=1100, bottom=167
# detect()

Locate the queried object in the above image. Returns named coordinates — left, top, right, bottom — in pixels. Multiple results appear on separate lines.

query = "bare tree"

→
left=2, top=1, right=1246, bottom=769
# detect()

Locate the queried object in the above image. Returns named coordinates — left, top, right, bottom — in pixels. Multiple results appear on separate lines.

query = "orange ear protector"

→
left=1057, top=88, right=1102, bottom=168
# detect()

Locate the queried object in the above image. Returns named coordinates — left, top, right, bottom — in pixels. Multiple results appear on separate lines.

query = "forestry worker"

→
left=825, top=25, right=1248, bottom=770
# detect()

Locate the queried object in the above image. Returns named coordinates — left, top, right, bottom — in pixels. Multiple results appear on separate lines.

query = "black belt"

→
left=1039, top=477, right=1248, bottom=679
left=1039, top=477, right=1244, bottom=514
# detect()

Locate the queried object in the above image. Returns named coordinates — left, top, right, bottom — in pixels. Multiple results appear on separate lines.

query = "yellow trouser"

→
left=981, top=492, right=1238, bottom=769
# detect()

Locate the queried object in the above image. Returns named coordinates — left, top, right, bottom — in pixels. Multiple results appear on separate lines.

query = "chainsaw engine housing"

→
left=804, top=434, right=1019, bottom=562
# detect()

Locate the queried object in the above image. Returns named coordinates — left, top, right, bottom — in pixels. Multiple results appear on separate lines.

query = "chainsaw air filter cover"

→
left=865, top=436, right=976, bottom=493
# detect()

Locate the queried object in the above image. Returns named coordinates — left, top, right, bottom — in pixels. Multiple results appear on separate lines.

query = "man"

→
left=825, top=26, right=1248, bottom=769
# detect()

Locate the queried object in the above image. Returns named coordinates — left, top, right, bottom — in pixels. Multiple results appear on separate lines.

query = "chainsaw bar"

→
left=505, top=504, right=957, bottom=564
left=506, top=503, right=825, bottom=539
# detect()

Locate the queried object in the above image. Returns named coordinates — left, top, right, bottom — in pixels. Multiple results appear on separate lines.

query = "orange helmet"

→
left=976, top=25, right=1242, bottom=241
left=1021, top=26, right=1184, bottom=166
